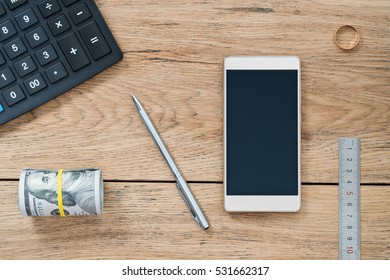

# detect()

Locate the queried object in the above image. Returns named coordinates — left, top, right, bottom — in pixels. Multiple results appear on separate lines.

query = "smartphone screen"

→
left=226, top=69, right=298, bottom=195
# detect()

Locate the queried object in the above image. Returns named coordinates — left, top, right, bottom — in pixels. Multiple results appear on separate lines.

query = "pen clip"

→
left=176, top=183, right=200, bottom=225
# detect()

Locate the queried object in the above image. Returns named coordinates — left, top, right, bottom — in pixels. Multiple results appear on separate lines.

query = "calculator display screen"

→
left=226, top=70, right=299, bottom=195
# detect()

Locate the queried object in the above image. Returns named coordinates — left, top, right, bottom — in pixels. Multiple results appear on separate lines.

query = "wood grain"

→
left=0, top=0, right=389, bottom=260
left=0, top=182, right=388, bottom=259
left=0, top=0, right=389, bottom=183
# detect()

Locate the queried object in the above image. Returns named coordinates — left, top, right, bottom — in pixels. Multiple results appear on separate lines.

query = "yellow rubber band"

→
left=57, top=169, right=65, bottom=217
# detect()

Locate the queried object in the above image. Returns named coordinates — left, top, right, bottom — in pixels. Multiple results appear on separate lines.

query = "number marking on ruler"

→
left=339, top=137, right=360, bottom=260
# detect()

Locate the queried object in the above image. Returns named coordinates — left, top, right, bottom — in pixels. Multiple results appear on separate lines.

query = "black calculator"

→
left=0, top=0, right=123, bottom=126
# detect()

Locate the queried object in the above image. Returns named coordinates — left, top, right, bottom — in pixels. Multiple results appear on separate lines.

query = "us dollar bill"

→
left=19, top=168, right=103, bottom=216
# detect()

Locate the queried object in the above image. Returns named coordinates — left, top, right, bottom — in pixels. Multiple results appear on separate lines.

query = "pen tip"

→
left=130, top=93, right=143, bottom=111
left=130, top=93, right=136, bottom=102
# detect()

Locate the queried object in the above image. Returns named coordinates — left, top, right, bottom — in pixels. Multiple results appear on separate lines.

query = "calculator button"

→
left=0, top=3, right=6, bottom=17
left=48, top=14, right=71, bottom=36
left=69, top=3, right=91, bottom=25
left=2, top=85, right=25, bottom=106
left=35, top=45, right=58, bottom=66
left=0, top=67, right=16, bottom=89
left=15, top=9, right=39, bottom=30
left=79, top=21, right=111, bottom=60
left=25, top=27, right=49, bottom=48
left=5, top=0, right=28, bottom=10
left=58, top=33, right=90, bottom=71
left=14, top=56, right=38, bottom=78
left=0, top=20, right=18, bottom=42
left=24, top=73, right=47, bottom=95
left=0, top=53, right=5, bottom=66
left=4, top=38, right=27, bottom=59
left=45, top=62, right=68, bottom=83
left=38, top=0, right=61, bottom=18
left=62, top=0, right=79, bottom=7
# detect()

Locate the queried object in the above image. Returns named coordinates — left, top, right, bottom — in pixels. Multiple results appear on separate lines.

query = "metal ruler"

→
left=338, top=137, right=360, bottom=260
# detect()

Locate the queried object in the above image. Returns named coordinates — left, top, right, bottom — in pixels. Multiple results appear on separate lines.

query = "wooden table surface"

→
left=0, top=0, right=389, bottom=259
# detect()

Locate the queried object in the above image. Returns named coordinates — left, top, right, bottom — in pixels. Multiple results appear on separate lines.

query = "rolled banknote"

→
left=19, top=168, right=103, bottom=216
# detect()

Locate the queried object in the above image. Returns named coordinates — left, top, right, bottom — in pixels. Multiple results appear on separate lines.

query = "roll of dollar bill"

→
left=19, top=168, right=103, bottom=216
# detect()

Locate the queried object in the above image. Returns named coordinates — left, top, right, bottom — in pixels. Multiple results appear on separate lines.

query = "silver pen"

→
left=131, top=94, right=209, bottom=230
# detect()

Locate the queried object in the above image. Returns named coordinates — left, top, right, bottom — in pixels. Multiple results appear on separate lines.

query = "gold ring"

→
left=334, top=25, right=360, bottom=50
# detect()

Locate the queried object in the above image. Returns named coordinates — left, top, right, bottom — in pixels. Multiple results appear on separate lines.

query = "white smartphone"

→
left=224, top=56, right=301, bottom=212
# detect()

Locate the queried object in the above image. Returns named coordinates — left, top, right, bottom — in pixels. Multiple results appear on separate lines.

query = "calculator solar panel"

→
left=0, top=0, right=122, bottom=125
